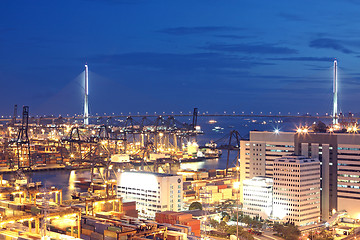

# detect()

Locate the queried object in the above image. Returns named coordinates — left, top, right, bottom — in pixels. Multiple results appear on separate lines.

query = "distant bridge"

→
left=0, top=113, right=334, bottom=123
left=0, top=112, right=348, bottom=123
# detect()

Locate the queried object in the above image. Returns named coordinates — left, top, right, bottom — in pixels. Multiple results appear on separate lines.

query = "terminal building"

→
left=240, top=130, right=360, bottom=220
left=117, top=171, right=183, bottom=219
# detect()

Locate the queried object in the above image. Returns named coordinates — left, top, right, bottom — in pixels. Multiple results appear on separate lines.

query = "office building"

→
left=239, top=131, right=294, bottom=202
left=117, top=171, right=183, bottom=219
left=242, top=176, right=273, bottom=219
left=273, top=155, right=320, bottom=226
left=240, top=130, right=360, bottom=220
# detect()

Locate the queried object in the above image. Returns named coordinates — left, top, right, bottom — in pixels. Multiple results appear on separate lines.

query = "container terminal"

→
left=0, top=170, right=205, bottom=240
left=0, top=105, right=222, bottom=174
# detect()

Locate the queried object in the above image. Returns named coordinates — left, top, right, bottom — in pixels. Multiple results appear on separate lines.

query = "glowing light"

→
left=68, top=170, right=76, bottom=191
left=273, top=205, right=288, bottom=220
left=274, top=128, right=280, bottom=134
left=233, top=181, right=241, bottom=189
left=329, top=127, right=334, bottom=132
left=119, top=172, right=158, bottom=192
left=303, top=128, right=308, bottom=133
left=296, top=128, right=302, bottom=133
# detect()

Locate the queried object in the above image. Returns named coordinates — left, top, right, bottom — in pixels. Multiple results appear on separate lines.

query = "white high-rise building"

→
left=239, top=131, right=294, bottom=203
left=242, top=176, right=273, bottom=219
left=117, top=171, right=183, bottom=219
left=273, top=155, right=320, bottom=226
left=240, top=130, right=360, bottom=220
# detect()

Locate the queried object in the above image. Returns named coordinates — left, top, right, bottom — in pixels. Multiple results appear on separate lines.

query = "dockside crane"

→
left=16, top=106, right=31, bottom=169
left=211, top=130, right=244, bottom=176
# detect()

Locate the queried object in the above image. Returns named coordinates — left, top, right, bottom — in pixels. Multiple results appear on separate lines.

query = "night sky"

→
left=1, top=0, right=360, bottom=116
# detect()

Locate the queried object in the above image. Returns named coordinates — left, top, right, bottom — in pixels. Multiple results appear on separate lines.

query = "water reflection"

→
left=68, top=170, right=76, bottom=191
left=2, top=157, right=230, bottom=201
left=180, top=159, right=219, bottom=171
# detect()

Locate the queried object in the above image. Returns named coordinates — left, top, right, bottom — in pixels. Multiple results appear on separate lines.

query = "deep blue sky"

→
left=1, top=0, right=360, bottom=116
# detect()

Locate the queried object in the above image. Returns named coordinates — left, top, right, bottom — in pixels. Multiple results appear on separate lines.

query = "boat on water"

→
left=64, top=162, right=92, bottom=170
left=74, top=176, right=105, bottom=191
left=212, top=126, right=224, bottom=132
left=200, top=141, right=222, bottom=159
left=71, top=191, right=90, bottom=199
left=14, top=170, right=28, bottom=186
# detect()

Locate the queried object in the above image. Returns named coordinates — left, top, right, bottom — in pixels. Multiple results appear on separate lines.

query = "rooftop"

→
left=275, top=155, right=319, bottom=163
left=123, top=171, right=177, bottom=177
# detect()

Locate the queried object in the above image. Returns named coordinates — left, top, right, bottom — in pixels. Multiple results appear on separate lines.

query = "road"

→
left=253, top=230, right=282, bottom=240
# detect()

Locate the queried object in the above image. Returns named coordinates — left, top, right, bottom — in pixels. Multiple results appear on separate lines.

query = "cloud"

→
left=214, top=34, right=252, bottom=40
left=0, top=28, right=16, bottom=42
left=159, top=26, right=241, bottom=35
left=309, top=38, right=354, bottom=54
left=268, top=57, right=334, bottom=62
left=81, top=0, right=143, bottom=4
left=200, top=43, right=298, bottom=55
left=278, top=13, right=305, bottom=22
left=86, top=52, right=275, bottom=83
left=88, top=52, right=272, bottom=70
left=0, top=28, right=15, bottom=33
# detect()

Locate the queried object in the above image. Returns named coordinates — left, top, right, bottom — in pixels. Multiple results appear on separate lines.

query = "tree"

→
left=283, top=224, right=301, bottom=240
left=216, top=199, right=236, bottom=214
left=209, top=219, right=219, bottom=229
left=189, top=201, right=202, bottom=210
left=312, top=121, right=327, bottom=133
left=273, top=223, right=284, bottom=235
left=218, top=221, right=228, bottom=233
left=226, top=225, right=238, bottom=235
left=310, top=230, right=334, bottom=240
left=273, top=223, right=300, bottom=240
left=238, top=231, right=255, bottom=240
left=242, top=215, right=253, bottom=226
left=222, top=214, right=230, bottom=222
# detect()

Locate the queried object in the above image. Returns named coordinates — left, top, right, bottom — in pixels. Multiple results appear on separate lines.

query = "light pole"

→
left=234, top=170, right=240, bottom=240
left=234, top=181, right=240, bottom=240
left=200, top=188, right=210, bottom=240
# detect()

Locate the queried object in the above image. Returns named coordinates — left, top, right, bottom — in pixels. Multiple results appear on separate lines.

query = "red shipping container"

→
left=218, top=185, right=228, bottom=190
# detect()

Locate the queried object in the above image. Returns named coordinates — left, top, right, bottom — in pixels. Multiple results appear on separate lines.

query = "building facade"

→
left=242, top=176, right=273, bottom=219
left=117, top=171, right=183, bottom=219
left=240, top=131, right=360, bottom=220
left=273, top=155, right=321, bottom=226
left=239, top=131, right=294, bottom=202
